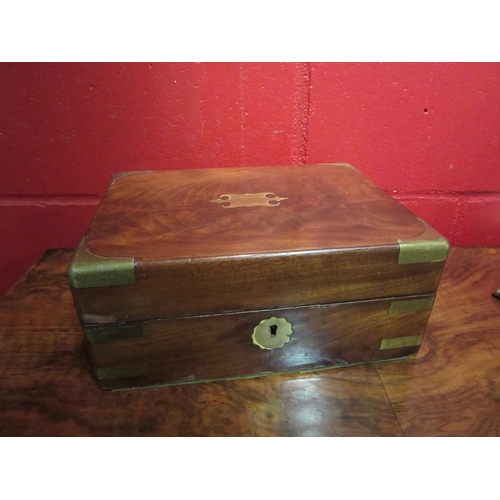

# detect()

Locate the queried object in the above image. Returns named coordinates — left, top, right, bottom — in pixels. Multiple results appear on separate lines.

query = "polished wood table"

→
left=1, top=247, right=499, bottom=436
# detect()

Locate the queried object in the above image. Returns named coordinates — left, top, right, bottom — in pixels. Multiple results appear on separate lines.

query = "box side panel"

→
left=73, top=245, right=445, bottom=324
left=85, top=294, right=435, bottom=390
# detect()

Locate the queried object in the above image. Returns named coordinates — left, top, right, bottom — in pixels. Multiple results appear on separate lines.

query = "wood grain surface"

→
left=377, top=247, right=500, bottom=436
left=1, top=247, right=499, bottom=436
left=73, top=164, right=447, bottom=322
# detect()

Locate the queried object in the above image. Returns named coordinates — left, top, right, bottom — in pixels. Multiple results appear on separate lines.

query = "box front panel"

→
left=85, top=294, right=435, bottom=390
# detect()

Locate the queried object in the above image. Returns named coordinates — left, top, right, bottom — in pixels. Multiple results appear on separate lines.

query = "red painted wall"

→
left=1, top=62, right=499, bottom=297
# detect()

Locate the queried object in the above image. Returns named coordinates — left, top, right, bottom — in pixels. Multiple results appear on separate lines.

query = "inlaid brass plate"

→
left=252, top=317, right=293, bottom=350
left=380, top=335, right=423, bottom=350
left=210, top=192, right=288, bottom=208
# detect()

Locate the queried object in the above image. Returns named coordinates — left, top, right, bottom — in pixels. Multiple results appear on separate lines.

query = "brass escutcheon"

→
left=252, top=317, right=293, bottom=350
left=210, top=192, right=288, bottom=208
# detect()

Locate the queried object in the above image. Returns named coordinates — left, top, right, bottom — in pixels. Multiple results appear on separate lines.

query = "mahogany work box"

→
left=68, top=164, right=449, bottom=390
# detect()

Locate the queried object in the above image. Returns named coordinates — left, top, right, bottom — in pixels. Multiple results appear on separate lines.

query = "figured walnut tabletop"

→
left=0, top=247, right=499, bottom=437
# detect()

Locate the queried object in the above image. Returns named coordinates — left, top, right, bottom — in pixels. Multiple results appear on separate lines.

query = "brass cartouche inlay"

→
left=210, top=192, right=288, bottom=208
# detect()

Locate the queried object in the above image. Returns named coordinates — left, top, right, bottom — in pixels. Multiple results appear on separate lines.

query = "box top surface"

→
left=85, top=164, right=427, bottom=261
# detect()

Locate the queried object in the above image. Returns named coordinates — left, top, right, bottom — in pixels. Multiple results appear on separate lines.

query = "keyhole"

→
left=269, top=324, right=278, bottom=337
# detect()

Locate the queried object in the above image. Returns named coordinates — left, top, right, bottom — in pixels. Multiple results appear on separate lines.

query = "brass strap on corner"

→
left=397, top=238, right=450, bottom=265
left=83, top=324, right=143, bottom=343
left=380, top=335, right=423, bottom=350
left=68, top=238, right=136, bottom=289
left=388, top=297, right=435, bottom=315
left=94, top=363, right=150, bottom=380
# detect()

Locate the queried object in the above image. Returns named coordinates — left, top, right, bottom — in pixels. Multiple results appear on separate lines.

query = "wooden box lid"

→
left=69, top=164, right=449, bottom=324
